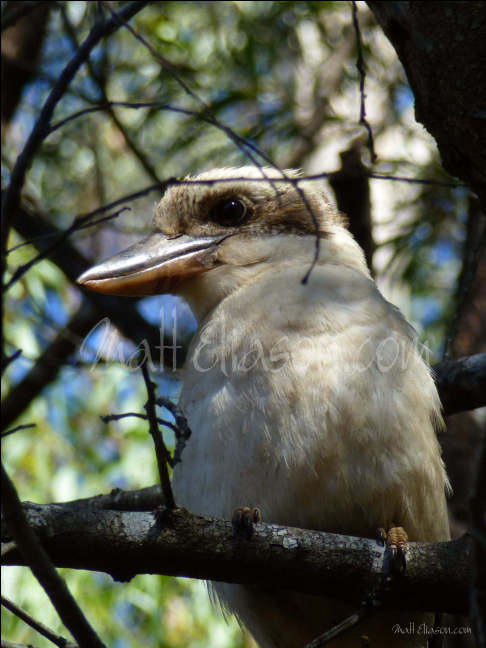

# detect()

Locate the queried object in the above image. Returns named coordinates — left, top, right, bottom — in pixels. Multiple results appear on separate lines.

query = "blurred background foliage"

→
left=1, top=1, right=475, bottom=646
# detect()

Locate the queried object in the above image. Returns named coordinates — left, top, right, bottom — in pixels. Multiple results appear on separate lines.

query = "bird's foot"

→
left=232, top=506, right=261, bottom=540
left=378, top=524, right=408, bottom=573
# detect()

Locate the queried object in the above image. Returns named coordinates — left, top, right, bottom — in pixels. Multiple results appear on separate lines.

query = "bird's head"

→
left=78, top=167, right=369, bottom=320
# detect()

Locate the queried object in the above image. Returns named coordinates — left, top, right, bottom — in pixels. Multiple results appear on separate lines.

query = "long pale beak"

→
left=77, top=233, right=225, bottom=296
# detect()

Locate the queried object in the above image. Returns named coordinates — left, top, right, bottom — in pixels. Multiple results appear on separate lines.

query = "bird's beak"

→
left=77, top=233, right=225, bottom=296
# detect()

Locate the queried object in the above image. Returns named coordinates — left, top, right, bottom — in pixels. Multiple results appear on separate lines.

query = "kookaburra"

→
left=79, top=167, right=450, bottom=647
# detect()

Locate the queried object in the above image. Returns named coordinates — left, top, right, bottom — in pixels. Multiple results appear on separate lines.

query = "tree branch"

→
left=366, top=2, right=486, bottom=213
left=1, top=595, right=78, bottom=648
left=1, top=1, right=149, bottom=259
left=8, top=196, right=186, bottom=353
left=434, top=353, right=486, bottom=416
left=330, top=145, right=374, bottom=271
left=2, top=302, right=99, bottom=432
left=1, top=464, right=105, bottom=648
left=140, top=362, right=175, bottom=509
left=1, top=498, right=472, bottom=615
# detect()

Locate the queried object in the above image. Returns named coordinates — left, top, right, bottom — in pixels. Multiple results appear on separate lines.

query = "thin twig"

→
left=59, top=6, right=161, bottom=186
left=101, top=412, right=179, bottom=434
left=1, top=595, right=78, bottom=648
left=140, top=363, right=175, bottom=509
left=98, top=2, right=324, bottom=279
left=1, top=348, right=22, bottom=372
left=155, top=397, right=191, bottom=465
left=7, top=208, right=121, bottom=254
left=173, top=171, right=463, bottom=188
left=1, top=424, right=36, bottom=439
left=100, top=2, right=272, bottom=170
left=4, top=207, right=129, bottom=290
left=305, top=605, right=380, bottom=648
left=49, top=101, right=228, bottom=134
left=1, top=1, right=149, bottom=260
left=351, top=1, right=377, bottom=163
left=49, top=96, right=467, bottom=192
left=5, top=183, right=162, bottom=256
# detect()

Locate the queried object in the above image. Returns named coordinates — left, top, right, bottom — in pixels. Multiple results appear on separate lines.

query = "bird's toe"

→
left=232, top=506, right=261, bottom=540
left=379, top=524, right=408, bottom=573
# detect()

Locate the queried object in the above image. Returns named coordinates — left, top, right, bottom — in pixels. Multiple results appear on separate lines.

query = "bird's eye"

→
left=209, top=198, right=248, bottom=227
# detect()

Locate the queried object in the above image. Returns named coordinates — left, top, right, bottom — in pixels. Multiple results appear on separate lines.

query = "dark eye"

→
left=209, top=198, right=248, bottom=226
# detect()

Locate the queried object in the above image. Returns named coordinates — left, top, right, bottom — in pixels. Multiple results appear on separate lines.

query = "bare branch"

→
left=1, top=302, right=99, bottom=432
left=434, top=353, right=486, bottom=416
left=101, top=1, right=274, bottom=171
left=366, top=2, right=486, bottom=213
left=1, top=424, right=36, bottom=439
left=140, top=362, right=175, bottom=509
left=1, top=595, right=78, bottom=648
left=58, top=6, right=161, bottom=186
left=351, top=2, right=377, bottom=163
left=8, top=196, right=184, bottom=363
left=1, top=464, right=105, bottom=648
left=1, top=499, right=472, bottom=615
left=4, top=206, right=129, bottom=290
left=1, top=1, right=149, bottom=258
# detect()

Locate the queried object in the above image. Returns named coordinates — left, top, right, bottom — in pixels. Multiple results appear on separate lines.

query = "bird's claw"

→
left=378, top=525, right=408, bottom=573
left=232, top=506, right=261, bottom=540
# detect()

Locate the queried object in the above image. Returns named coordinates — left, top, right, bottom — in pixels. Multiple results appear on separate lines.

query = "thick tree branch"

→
left=471, top=433, right=486, bottom=645
left=330, top=145, right=374, bottom=272
left=366, top=2, right=486, bottom=213
left=1, top=2, right=52, bottom=127
left=2, top=301, right=99, bottom=431
left=1, top=499, right=472, bottom=615
left=434, top=353, right=486, bottom=416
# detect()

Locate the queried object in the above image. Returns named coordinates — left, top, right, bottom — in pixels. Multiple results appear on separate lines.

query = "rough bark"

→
left=1, top=1, right=52, bottom=129
left=1, top=500, right=472, bottom=615
left=367, top=2, right=486, bottom=213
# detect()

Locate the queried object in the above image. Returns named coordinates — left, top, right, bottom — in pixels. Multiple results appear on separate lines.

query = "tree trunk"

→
left=367, top=2, right=486, bottom=212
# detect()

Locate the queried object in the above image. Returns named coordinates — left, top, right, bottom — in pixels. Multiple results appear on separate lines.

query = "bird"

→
left=78, top=166, right=451, bottom=647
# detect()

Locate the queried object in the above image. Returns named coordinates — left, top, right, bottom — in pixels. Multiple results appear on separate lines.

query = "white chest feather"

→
left=172, top=264, right=449, bottom=542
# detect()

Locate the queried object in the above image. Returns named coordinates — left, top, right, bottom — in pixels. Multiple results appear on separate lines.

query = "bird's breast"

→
left=172, top=264, right=449, bottom=542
